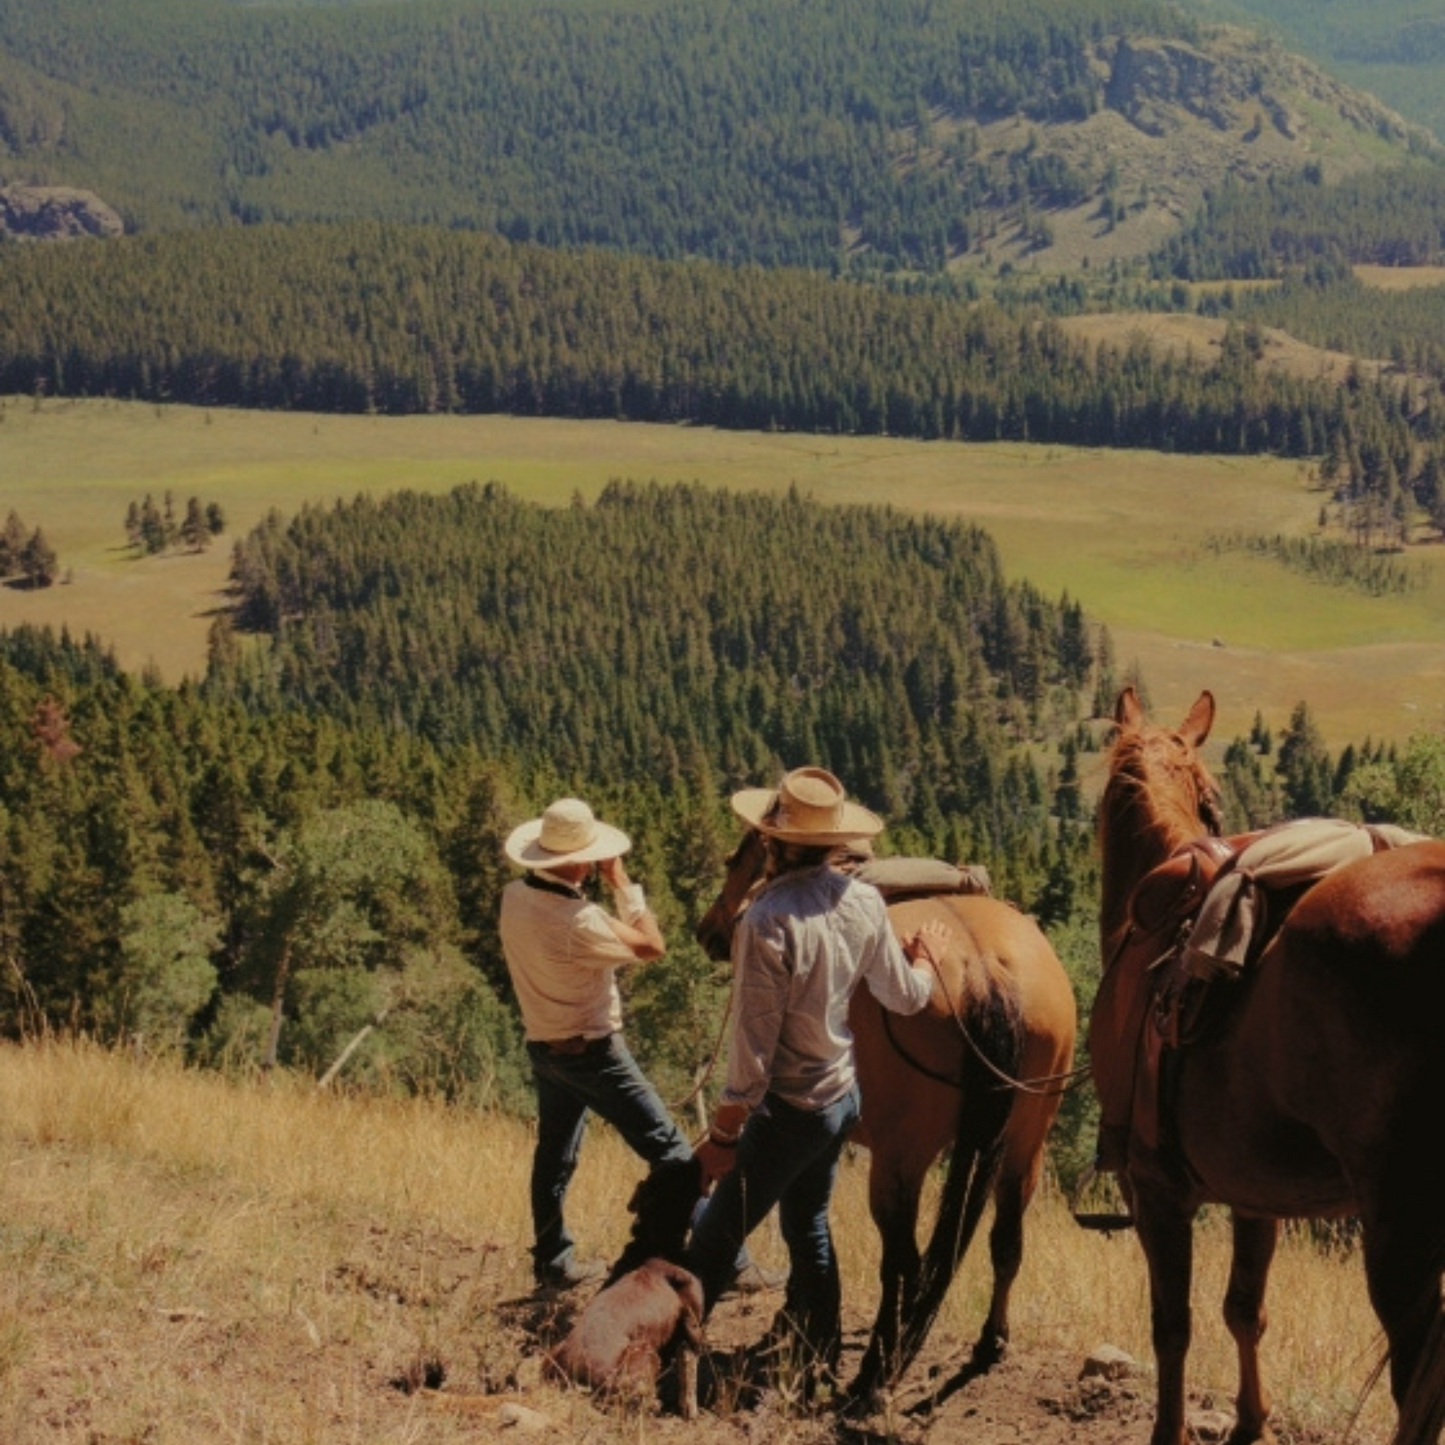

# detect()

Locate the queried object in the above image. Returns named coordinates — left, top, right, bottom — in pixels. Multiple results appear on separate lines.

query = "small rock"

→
left=1081, top=1344, right=1138, bottom=1380
left=497, top=1402, right=552, bottom=1432
left=1190, top=1407, right=1236, bottom=1441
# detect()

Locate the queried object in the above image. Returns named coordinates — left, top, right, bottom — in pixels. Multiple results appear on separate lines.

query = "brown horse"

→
left=697, top=829, right=1077, bottom=1400
left=1095, top=686, right=1445, bottom=1445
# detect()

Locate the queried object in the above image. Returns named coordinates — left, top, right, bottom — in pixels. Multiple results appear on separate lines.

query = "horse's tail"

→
left=894, top=978, right=1025, bottom=1378
left=1394, top=1304, right=1445, bottom=1445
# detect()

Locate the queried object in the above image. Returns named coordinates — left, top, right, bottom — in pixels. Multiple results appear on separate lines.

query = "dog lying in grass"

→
left=546, top=1255, right=704, bottom=1418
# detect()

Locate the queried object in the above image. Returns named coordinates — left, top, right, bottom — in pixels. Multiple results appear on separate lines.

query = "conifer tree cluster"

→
left=0, top=509, right=59, bottom=588
left=214, top=480, right=1094, bottom=836
left=123, top=493, right=226, bottom=555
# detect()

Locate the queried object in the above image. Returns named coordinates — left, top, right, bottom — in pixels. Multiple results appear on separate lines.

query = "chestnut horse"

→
left=1096, top=687, right=1445, bottom=1445
left=697, top=829, right=1077, bottom=1399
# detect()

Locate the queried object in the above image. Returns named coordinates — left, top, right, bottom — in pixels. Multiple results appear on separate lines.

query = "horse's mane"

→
left=1100, top=725, right=1219, bottom=867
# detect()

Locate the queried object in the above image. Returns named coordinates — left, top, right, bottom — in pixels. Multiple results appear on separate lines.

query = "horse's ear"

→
left=1179, top=690, right=1215, bottom=747
left=1114, top=687, right=1144, bottom=729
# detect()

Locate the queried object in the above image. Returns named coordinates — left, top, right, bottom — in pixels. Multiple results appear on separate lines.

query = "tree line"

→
left=213, top=480, right=1094, bottom=833
left=1154, top=163, right=1445, bottom=281
left=1205, top=262, right=1445, bottom=388
left=6, top=222, right=1444, bottom=477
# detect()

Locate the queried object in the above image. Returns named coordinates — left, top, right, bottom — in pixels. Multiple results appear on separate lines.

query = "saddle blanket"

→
left=1180, top=817, right=1427, bottom=982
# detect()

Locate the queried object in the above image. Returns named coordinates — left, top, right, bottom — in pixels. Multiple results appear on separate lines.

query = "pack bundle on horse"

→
left=1094, top=687, right=1445, bottom=1445
left=697, top=830, right=1077, bottom=1401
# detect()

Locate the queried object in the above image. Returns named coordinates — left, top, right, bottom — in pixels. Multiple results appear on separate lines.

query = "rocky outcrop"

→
left=0, top=184, right=123, bottom=240
left=1097, top=28, right=1417, bottom=149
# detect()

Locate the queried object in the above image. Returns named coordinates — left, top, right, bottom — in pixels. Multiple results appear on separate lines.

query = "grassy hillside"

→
left=4, top=397, right=1444, bottom=749
left=0, top=1040, right=1394, bottom=1443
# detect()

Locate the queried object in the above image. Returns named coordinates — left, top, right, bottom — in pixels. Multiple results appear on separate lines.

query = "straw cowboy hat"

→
left=505, top=797, right=632, bottom=869
left=730, top=766, right=884, bottom=844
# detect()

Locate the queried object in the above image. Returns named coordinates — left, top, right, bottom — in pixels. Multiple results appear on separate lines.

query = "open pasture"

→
left=3, top=395, right=1444, bottom=747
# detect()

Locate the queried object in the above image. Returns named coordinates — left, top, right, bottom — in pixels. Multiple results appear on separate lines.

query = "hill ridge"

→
left=0, top=0, right=1436, bottom=272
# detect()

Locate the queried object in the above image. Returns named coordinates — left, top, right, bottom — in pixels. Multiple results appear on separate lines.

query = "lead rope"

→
left=665, top=972, right=735, bottom=1127
left=891, top=951, right=1090, bottom=1097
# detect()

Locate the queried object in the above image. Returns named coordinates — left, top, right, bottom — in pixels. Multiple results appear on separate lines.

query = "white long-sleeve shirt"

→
left=721, top=863, right=933, bottom=1113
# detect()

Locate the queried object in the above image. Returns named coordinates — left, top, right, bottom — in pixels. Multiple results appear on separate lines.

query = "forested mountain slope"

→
left=0, top=0, right=1436, bottom=273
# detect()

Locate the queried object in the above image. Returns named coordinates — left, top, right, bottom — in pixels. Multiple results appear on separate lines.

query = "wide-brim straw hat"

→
left=505, top=797, right=632, bottom=869
left=730, top=766, right=884, bottom=844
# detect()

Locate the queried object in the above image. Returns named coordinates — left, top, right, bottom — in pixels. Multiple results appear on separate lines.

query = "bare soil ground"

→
left=394, top=1232, right=1348, bottom=1445
left=412, top=1275, right=1342, bottom=1445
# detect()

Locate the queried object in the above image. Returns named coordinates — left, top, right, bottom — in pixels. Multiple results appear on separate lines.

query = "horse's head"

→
left=1103, top=686, right=1225, bottom=852
left=1097, top=687, right=1225, bottom=957
left=695, top=828, right=770, bottom=963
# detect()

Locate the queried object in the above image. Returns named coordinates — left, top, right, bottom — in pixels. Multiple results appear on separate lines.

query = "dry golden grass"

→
left=0, top=1040, right=1397, bottom=1444
left=1056, top=309, right=1390, bottom=386
left=1355, top=265, right=1445, bottom=291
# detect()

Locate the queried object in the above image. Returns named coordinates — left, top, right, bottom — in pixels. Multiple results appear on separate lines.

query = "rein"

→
left=665, top=975, right=733, bottom=1121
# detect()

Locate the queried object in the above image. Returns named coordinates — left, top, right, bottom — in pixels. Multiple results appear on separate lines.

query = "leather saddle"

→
left=1092, top=819, right=1420, bottom=1180
left=1092, top=832, right=1256, bottom=1176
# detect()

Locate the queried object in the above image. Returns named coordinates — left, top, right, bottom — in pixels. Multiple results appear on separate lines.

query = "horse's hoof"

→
left=838, top=1378, right=886, bottom=1420
left=1223, top=1421, right=1276, bottom=1445
left=970, top=1331, right=1008, bottom=1370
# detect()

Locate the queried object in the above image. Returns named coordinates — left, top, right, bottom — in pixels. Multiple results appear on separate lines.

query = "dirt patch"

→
left=421, top=1275, right=1348, bottom=1445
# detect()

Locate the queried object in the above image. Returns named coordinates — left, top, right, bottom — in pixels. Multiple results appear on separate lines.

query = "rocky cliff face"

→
left=0, top=184, right=123, bottom=240
left=1098, top=28, right=1417, bottom=148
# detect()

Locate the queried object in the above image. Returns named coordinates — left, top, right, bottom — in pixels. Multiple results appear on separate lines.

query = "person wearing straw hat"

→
left=500, top=795, right=694, bottom=1291
left=501, top=795, right=773, bottom=1297
left=683, top=766, right=949, bottom=1391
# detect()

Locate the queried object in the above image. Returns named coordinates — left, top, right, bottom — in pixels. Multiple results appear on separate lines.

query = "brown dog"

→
left=546, top=1256, right=704, bottom=1418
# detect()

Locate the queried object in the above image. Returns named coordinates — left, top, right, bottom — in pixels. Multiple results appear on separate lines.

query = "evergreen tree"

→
left=19, top=529, right=58, bottom=589
left=0, top=510, right=27, bottom=576
left=1276, top=701, right=1334, bottom=817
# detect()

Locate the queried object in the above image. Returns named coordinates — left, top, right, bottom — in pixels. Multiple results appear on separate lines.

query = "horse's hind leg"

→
left=1359, top=1147, right=1445, bottom=1410
left=850, top=1170, right=923, bottom=1400
left=973, top=1154, right=1034, bottom=1366
left=1222, top=1213, right=1278, bottom=1445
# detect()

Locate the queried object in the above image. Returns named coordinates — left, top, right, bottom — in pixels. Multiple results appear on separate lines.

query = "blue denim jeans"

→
left=527, top=1033, right=691, bottom=1277
left=686, top=1085, right=862, bottom=1363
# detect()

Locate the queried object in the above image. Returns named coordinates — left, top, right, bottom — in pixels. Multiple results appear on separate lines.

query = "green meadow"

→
left=3, top=395, right=1443, bottom=749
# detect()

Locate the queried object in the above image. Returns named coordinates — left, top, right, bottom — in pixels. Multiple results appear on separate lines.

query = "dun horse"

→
left=697, top=828, right=1076, bottom=1399
left=1094, top=687, right=1445, bottom=1445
